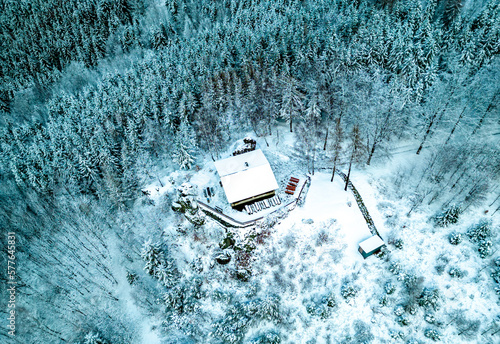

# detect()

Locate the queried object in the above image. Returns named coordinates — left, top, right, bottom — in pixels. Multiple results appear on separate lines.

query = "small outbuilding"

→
left=358, top=235, right=385, bottom=259
left=214, top=149, right=279, bottom=207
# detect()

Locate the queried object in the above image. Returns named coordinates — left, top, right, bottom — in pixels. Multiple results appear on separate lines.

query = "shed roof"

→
left=214, top=150, right=279, bottom=204
left=359, top=235, right=385, bottom=253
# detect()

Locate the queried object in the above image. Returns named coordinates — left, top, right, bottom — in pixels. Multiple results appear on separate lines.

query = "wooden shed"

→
left=358, top=235, right=385, bottom=259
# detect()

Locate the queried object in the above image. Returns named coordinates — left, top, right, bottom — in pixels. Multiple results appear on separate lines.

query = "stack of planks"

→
left=285, top=177, right=299, bottom=195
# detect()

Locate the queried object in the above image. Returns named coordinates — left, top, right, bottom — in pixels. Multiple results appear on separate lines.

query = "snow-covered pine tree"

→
left=279, top=74, right=304, bottom=132
left=141, top=239, right=165, bottom=276
left=172, top=119, right=196, bottom=169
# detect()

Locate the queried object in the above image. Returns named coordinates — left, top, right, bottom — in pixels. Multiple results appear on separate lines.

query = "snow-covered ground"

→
left=135, top=124, right=498, bottom=343
left=281, top=172, right=373, bottom=260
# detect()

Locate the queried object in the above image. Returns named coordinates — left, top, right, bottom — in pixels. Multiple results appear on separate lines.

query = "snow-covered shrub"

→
left=186, top=211, right=206, bottom=226
left=434, top=204, right=461, bottom=227
left=424, top=328, right=441, bottom=341
left=385, top=281, right=396, bottom=295
left=325, top=293, right=337, bottom=308
left=449, top=232, right=462, bottom=245
left=375, top=245, right=389, bottom=259
left=402, top=273, right=419, bottom=290
left=304, top=293, right=336, bottom=319
left=434, top=256, right=449, bottom=275
left=405, top=303, right=418, bottom=315
left=478, top=240, right=492, bottom=258
left=402, top=273, right=424, bottom=300
left=220, top=232, right=236, bottom=249
left=425, top=313, right=436, bottom=324
left=379, top=295, right=389, bottom=306
left=492, top=267, right=500, bottom=284
left=491, top=263, right=500, bottom=298
left=126, top=272, right=138, bottom=285
left=315, top=229, right=329, bottom=246
left=393, top=239, right=404, bottom=249
left=417, top=288, right=440, bottom=310
left=406, top=339, right=420, bottom=344
left=389, top=330, right=405, bottom=340
left=394, top=305, right=405, bottom=316
left=448, top=267, right=465, bottom=278
left=467, top=220, right=492, bottom=242
left=352, top=320, right=374, bottom=343
left=435, top=264, right=446, bottom=275
left=467, top=220, right=494, bottom=258
left=397, top=314, right=411, bottom=326
left=341, top=282, right=358, bottom=301
left=389, top=262, right=402, bottom=275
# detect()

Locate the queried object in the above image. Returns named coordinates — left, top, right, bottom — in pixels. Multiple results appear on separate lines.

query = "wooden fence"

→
left=198, top=176, right=311, bottom=228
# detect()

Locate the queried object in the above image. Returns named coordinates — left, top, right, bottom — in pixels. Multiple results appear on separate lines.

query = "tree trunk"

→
left=345, top=159, right=352, bottom=191
left=444, top=105, right=466, bottom=145
left=416, top=113, right=436, bottom=154
left=417, top=88, right=455, bottom=154
left=157, top=174, right=164, bottom=187
left=289, top=117, right=293, bottom=132
left=331, top=157, right=337, bottom=182
left=489, top=193, right=500, bottom=207
left=367, top=141, right=377, bottom=165
left=323, top=127, right=328, bottom=150
left=471, top=92, right=498, bottom=136
left=312, top=148, right=315, bottom=175
left=263, top=136, right=269, bottom=147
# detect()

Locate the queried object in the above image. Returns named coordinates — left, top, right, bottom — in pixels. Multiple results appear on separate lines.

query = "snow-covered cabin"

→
left=358, top=235, right=385, bottom=259
left=214, top=149, right=279, bottom=207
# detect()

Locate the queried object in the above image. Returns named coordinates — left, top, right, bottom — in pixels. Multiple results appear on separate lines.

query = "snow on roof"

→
left=214, top=149, right=269, bottom=177
left=359, top=235, right=385, bottom=253
left=214, top=150, right=279, bottom=204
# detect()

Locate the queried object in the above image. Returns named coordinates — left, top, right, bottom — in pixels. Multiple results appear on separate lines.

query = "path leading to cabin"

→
left=285, top=172, right=373, bottom=254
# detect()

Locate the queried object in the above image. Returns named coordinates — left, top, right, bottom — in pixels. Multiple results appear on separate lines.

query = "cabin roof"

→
left=214, top=149, right=279, bottom=204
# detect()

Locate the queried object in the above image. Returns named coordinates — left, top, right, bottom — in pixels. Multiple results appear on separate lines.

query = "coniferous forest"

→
left=0, top=1, right=499, bottom=343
